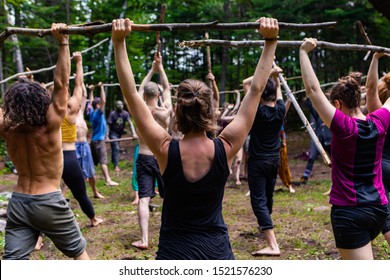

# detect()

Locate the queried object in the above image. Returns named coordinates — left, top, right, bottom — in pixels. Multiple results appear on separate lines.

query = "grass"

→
left=0, top=138, right=388, bottom=260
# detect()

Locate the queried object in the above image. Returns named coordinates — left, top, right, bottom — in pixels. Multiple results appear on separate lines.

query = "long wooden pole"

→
left=0, top=37, right=109, bottom=85
left=156, top=4, right=166, bottom=53
left=44, top=70, right=95, bottom=87
left=276, top=63, right=331, bottom=166
left=179, top=39, right=390, bottom=53
left=0, top=21, right=336, bottom=44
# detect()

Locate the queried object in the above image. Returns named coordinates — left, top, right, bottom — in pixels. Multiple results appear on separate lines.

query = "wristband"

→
left=263, top=37, right=279, bottom=41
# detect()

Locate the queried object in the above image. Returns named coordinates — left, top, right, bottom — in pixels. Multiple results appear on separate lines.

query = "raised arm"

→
left=112, top=18, right=170, bottom=169
left=299, top=38, right=335, bottom=128
left=67, top=52, right=83, bottom=117
left=88, top=84, right=94, bottom=104
left=232, top=90, right=241, bottom=114
left=97, top=82, right=106, bottom=111
left=207, top=72, right=220, bottom=116
left=46, top=23, right=70, bottom=128
left=80, top=83, right=87, bottom=114
left=155, top=52, right=172, bottom=112
left=366, top=52, right=390, bottom=112
left=138, top=60, right=157, bottom=98
left=270, top=65, right=283, bottom=101
left=219, top=17, right=279, bottom=164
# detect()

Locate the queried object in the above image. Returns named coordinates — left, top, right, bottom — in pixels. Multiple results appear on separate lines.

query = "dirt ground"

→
left=0, top=131, right=388, bottom=260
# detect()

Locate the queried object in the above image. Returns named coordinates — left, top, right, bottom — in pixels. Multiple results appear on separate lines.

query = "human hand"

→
left=270, top=65, right=283, bottom=78
left=73, top=52, right=82, bottom=63
left=373, top=52, right=390, bottom=60
left=300, top=38, right=317, bottom=53
left=51, top=23, right=69, bottom=45
left=111, top=18, right=133, bottom=43
left=206, top=73, right=215, bottom=81
left=257, top=17, right=279, bottom=41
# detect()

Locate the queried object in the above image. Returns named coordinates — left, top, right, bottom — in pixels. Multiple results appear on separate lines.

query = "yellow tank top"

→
left=61, top=114, right=77, bottom=143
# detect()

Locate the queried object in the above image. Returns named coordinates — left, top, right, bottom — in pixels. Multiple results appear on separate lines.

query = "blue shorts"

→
left=76, top=142, right=96, bottom=179
left=331, top=205, right=389, bottom=249
left=4, top=191, right=86, bottom=259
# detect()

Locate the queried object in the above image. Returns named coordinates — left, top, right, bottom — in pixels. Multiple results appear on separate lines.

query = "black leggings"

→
left=62, top=150, right=95, bottom=219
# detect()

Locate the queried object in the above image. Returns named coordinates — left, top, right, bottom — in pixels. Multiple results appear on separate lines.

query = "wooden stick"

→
left=44, top=70, right=95, bottom=87
left=276, top=63, right=331, bottom=166
left=205, top=32, right=212, bottom=74
left=156, top=4, right=167, bottom=53
left=179, top=39, right=390, bottom=53
left=0, top=21, right=337, bottom=44
left=0, top=38, right=109, bottom=85
left=104, top=137, right=136, bottom=143
left=356, top=21, right=373, bottom=61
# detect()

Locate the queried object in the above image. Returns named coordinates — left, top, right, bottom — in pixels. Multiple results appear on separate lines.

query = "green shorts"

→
left=4, top=191, right=86, bottom=259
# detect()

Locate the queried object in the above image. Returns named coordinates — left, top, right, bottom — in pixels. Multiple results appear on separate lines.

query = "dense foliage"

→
left=1, top=0, right=390, bottom=110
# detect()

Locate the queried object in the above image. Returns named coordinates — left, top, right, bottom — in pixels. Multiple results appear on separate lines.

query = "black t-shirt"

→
left=248, top=99, right=286, bottom=160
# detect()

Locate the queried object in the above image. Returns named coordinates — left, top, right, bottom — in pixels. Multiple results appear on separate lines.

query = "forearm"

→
left=299, top=50, right=322, bottom=98
left=365, top=56, right=382, bottom=112
left=299, top=49, right=334, bottom=127
left=211, top=80, right=220, bottom=108
left=138, top=68, right=155, bottom=97
left=238, top=41, right=277, bottom=122
left=73, top=61, right=83, bottom=103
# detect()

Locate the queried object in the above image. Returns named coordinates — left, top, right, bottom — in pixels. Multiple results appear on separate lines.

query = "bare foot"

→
left=288, top=185, right=295, bottom=193
left=252, top=247, right=281, bottom=256
left=91, top=217, right=104, bottom=227
left=34, top=235, right=43, bottom=251
left=323, top=189, right=331, bottom=196
left=236, top=181, right=242, bottom=186
left=131, top=240, right=148, bottom=250
left=115, top=166, right=121, bottom=172
left=94, top=192, right=105, bottom=199
left=131, top=199, right=139, bottom=205
left=106, top=181, right=119, bottom=186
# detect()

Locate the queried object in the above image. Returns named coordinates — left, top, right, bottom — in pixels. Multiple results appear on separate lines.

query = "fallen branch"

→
left=179, top=39, right=390, bottom=53
left=0, top=21, right=337, bottom=44
left=44, top=70, right=95, bottom=87
left=0, top=38, right=109, bottom=85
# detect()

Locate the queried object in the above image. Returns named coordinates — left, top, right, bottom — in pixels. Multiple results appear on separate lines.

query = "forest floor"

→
left=0, top=131, right=389, bottom=260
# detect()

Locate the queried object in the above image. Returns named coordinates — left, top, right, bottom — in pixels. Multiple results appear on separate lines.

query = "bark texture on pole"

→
left=0, top=21, right=337, bottom=44
left=179, top=39, right=390, bottom=53
left=0, top=38, right=109, bottom=85
left=276, top=64, right=331, bottom=166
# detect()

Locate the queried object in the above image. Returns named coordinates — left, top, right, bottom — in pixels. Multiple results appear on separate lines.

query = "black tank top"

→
left=157, top=138, right=234, bottom=259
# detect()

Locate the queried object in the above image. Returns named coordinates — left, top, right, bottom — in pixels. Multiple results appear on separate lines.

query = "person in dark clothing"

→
left=107, top=100, right=137, bottom=172
left=247, top=66, right=285, bottom=257
left=112, top=17, right=279, bottom=259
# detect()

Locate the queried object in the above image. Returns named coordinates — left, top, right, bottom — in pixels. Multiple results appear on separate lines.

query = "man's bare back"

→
left=1, top=123, right=64, bottom=195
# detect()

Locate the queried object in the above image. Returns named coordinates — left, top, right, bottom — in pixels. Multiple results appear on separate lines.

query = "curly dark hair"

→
left=329, top=73, right=362, bottom=110
left=2, top=79, right=51, bottom=128
left=173, top=79, right=218, bottom=136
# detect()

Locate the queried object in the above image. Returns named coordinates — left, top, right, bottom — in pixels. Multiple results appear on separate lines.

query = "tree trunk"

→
left=9, top=4, right=24, bottom=73
left=219, top=0, right=230, bottom=104
left=105, top=1, right=127, bottom=77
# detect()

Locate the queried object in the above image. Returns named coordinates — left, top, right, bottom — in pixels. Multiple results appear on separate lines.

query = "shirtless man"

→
left=131, top=51, right=172, bottom=249
left=1, top=23, right=89, bottom=260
